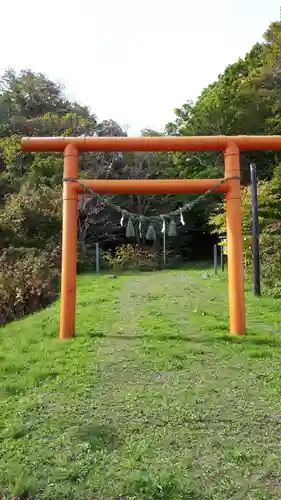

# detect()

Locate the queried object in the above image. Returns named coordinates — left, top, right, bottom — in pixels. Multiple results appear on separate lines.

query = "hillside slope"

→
left=1, top=269, right=281, bottom=499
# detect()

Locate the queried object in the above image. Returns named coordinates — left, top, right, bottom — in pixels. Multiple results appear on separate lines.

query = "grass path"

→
left=1, top=269, right=281, bottom=499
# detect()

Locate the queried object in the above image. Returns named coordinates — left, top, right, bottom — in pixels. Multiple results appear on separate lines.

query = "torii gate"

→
left=22, top=135, right=281, bottom=339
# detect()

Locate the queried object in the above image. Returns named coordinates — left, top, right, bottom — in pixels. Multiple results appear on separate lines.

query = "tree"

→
left=0, top=184, right=62, bottom=249
left=165, top=36, right=280, bottom=183
left=0, top=69, right=98, bottom=138
left=76, top=152, right=183, bottom=252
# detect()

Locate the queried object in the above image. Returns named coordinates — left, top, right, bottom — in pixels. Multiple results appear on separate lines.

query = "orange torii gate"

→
left=22, top=135, right=281, bottom=339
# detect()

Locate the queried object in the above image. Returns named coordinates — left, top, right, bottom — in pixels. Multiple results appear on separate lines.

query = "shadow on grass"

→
left=120, top=474, right=207, bottom=500
left=86, top=330, right=281, bottom=348
left=84, top=260, right=214, bottom=279
left=74, top=423, right=121, bottom=452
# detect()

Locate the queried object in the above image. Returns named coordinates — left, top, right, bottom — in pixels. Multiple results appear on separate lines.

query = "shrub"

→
left=259, top=224, right=281, bottom=297
left=210, top=175, right=281, bottom=236
left=243, top=224, right=281, bottom=296
left=0, top=247, right=59, bottom=325
left=104, top=244, right=182, bottom=273
left=77, top=249, right=110, bottom=274
left=210, top=168, right=281, bottom=296
left=163, top=250, right=183, bottom=269
left=1, top=184, right=61, bottom=248
left=104, top=245, right=158, bottom=272
left=243, top=235, right=253, bottom=272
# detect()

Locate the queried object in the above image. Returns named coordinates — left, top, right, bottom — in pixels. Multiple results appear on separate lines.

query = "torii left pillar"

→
left=60, top=144, right=79, bottom=339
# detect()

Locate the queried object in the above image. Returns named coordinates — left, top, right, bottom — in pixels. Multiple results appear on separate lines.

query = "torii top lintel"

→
left=21, top=135, right=281, bottom=153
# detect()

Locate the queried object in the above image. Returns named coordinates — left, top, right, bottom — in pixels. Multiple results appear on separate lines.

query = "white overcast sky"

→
left=0, top=0, right=280, bottom=135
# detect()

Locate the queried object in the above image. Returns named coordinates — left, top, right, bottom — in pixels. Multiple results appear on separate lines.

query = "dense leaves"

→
left=210, top=166, right=281, bottom=295
left=2, top=18, right=281, bottom=322
left=0, top=247, right=59, bottom=325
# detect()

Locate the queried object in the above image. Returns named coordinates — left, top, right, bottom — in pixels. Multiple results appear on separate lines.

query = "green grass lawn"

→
left=1, top=267, right=281, bottom=499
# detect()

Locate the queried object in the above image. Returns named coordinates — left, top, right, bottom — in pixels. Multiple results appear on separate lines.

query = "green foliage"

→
left=209, top=180, right=281, bottom=236
left=0, top=135, right=21, bottom=165
left=244, top=225, right=281, bottom=298
left=3, top=17, right=281, bottom=323
left=166, top=25, right=281, bottom=182
left=77, top=249, right=110, bottom=274
left=104, top=244, right=182, bottom=273
left=0, top=68, right=132, bottom=323
left=211, top=161, right=281, bottom=231
left=1, top=184, right=62, bottom=248
left=0, top=69, right=98, bottom=136
left=259, top=231, right=281, bottom=297
left=105, top=244, right=159, bottom=272
left=27, top=154, right=63, bottom=187
left=210, top=166, right=281, bottom=295
left=0, top=247, right=59, bottom=325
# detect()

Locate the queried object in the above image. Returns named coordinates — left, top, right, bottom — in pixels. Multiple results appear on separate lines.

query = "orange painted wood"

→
left=23, top=133, right=280, bottom=339
left=224, top=144, right=245, bottom=335
left=73, top=178, right=229, bottom=195
left=22, top=135, right=281, bottom=152
left=60, top=145, right=79, bottom=339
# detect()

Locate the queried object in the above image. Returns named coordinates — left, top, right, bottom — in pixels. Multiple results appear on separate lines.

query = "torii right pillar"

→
left=224, top=142, right=246, bottom=335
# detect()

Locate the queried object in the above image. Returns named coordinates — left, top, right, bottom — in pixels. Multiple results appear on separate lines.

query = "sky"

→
left=0, top=0, right=280, bottom=135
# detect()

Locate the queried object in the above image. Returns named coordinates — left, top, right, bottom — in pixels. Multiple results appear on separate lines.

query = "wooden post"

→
left=220, top=244, right=224, bottom=271
left=96, top=242, right=100, bottom=275
left=60, top=145, right=79, bottom=339
left=224, top=143, right=245, bottom=335
left=163, top=228, right=166, bottom=267
left=250, top=163, right=261, bottom=296
left=213, top=244, right=218, bottom=274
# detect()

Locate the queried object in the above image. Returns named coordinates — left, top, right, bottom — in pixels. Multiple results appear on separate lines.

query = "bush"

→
left=0, top=247, right=59, bottom=325
left=243, top=224, right=281, bottom=297
left=104, top=245, right=158, bottom=272
left=163, top=250, right=183, bottom=269
left=104, top=244, right=182, bottom=273
left=1, top=184, right=61, bottom=248
left=259, top=224, right=281, bottom=297
left=210, top=174, right=281, bottom=236
left=77, top=249, right=110, bottom=274
left=210, top=168, right=281, bottom=296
